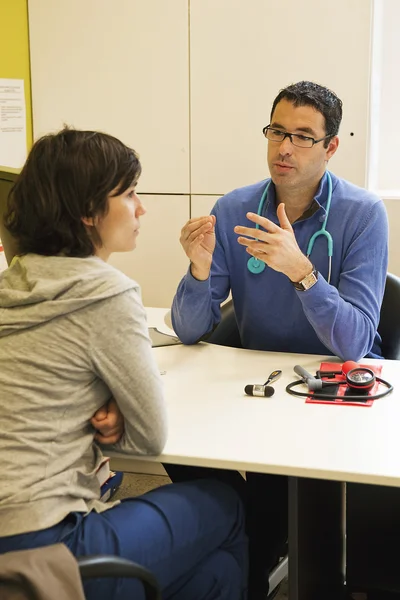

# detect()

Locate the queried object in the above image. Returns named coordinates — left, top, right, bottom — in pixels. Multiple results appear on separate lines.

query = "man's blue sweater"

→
left=172, top=171, right=389, bottom=361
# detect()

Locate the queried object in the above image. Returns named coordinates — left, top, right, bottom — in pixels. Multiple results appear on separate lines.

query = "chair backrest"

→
left=78, top=555, right=161, bottom=600
left=378, top=272, right=400, bottom=360
left=206, top=299, right=242, bottom=348
left=0, top=175, right=19, bottom=265
left=207, top=273, right=400, bottom=360
left=0, top=547, right=161, bottom=600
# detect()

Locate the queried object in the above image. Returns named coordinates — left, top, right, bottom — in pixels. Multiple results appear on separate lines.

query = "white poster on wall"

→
left=0, top=78, right=27, bottom=169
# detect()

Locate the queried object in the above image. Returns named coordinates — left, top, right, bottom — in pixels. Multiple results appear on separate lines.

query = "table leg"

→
left=288, top=477, right=345, bottom=600
left=347, top=482, right=400, bottom=595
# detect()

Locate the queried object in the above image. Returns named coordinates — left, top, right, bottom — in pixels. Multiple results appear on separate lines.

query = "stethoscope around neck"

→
left=247, top=171, right=334, bottom=284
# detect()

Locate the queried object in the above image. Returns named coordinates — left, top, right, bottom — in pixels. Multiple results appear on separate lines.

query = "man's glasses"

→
left=262, top=125, right=332, bottom=149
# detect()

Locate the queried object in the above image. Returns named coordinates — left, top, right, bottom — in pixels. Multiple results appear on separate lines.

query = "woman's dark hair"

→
left=4, top=127, right=141, bottom=257
left=270, top=81, right=343, bottom=147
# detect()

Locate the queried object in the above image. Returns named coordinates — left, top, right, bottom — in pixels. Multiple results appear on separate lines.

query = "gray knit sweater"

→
left=0, top=254, right=167, bottom=537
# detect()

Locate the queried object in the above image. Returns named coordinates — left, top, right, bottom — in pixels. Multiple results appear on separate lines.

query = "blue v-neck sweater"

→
left=172, top=172, right=388, bottom=361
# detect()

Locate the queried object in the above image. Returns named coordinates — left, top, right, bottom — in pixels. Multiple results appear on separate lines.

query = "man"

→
left=172, top=80, right=388, bottom=359
left=165, top=81, right=389, bottom=599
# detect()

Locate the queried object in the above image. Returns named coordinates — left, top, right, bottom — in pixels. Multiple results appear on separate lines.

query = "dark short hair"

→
left=4, top=127, right=141, bottom=257
left=270, top=81, right=343, bottom=147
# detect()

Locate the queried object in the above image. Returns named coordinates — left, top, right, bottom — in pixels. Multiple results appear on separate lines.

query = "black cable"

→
left=286, top=376, right=393, bottom=401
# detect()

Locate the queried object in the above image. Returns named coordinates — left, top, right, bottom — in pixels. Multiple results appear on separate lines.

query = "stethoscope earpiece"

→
left=247, top=257, right=266, bottom=274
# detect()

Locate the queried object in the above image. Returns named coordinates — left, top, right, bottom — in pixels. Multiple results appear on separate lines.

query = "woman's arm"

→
left=88, top=288, right=167, bottom=455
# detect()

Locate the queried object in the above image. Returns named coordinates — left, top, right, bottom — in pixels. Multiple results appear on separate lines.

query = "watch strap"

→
left=291, top=266, right=318, bottom=291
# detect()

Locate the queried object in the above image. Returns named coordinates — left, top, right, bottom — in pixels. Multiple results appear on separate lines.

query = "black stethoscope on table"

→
left=247, top=171, right=334, bottom=283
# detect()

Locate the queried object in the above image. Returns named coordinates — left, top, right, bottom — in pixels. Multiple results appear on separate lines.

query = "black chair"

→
left=0, top=173, right=19, bottom=266
left=0, top=547, right=161, bottom=600
left=78, top=555, right=161, bottom=600
left=206, top=300, right=242, bottom=348
left=377, top=272, right=400, bottom=359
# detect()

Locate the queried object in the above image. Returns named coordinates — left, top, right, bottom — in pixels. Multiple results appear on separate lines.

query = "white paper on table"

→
left=0, top=78, right=27, bottom=169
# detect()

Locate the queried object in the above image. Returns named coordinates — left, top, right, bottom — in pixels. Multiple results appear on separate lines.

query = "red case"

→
left=305, top=362, right=382, bottom=407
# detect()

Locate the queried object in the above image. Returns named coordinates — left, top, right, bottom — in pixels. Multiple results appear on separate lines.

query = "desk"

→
left=111, top=308, right=400, bottom=599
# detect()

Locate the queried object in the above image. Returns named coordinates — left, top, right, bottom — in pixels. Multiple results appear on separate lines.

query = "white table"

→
left=114, top=308, right=400, bottom=487
left=110, top=308, right=400, bottom=599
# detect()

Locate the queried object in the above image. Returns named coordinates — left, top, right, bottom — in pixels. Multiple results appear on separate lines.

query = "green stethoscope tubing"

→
left=247, top=171, right=333, bottom=283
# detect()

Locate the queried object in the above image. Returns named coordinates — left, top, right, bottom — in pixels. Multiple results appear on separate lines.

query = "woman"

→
left=0, top=128, right=247, bottom=600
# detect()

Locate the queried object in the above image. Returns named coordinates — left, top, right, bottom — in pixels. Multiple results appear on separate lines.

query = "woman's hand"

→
left=91, top=398, right=124, bottom=445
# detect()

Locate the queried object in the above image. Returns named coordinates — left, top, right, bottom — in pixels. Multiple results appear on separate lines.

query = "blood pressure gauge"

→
left=345, top=367, right=376, bottom=391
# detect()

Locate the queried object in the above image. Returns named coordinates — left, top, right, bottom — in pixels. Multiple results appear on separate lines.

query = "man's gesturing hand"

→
left=180, top=215, right=216, bottom=281
left=234, top=203, right=313, bottom=282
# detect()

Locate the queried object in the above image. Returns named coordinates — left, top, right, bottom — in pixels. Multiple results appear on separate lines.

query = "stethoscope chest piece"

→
left=247, top=257, right=266, bottom=274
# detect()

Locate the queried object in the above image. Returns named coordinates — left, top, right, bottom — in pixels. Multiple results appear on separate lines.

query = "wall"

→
left=28, top=0, right=190, bottom=306
left=189, top=0, right=371, bottom=193
left=0, top=0, right=32, bottom=172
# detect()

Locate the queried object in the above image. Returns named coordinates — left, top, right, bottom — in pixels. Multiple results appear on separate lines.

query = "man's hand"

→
left=234, top=203, right=313, bottom=282
left=91, top=398, right=124, bottom=445
left=180, top=215, right=216, bottom=281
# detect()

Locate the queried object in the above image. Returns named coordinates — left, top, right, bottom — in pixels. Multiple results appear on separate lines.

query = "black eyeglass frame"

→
left=262, top=125, right=333, bottom=148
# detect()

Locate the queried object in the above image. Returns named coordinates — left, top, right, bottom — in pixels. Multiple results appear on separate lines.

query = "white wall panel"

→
left=190, top=195, right=221, bottom=218
left=190, top=0, right=372, bottom=194
left=369, top=0, right=400, bottom=193
left=28, top=0, right=189, bottom=194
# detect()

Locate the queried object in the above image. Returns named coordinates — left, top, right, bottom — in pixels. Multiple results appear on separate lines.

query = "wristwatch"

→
left=291, top=266, right=318, bottom=291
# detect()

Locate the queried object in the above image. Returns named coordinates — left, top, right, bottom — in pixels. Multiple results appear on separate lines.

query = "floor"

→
left=113, top=472, right=289, bottom=598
